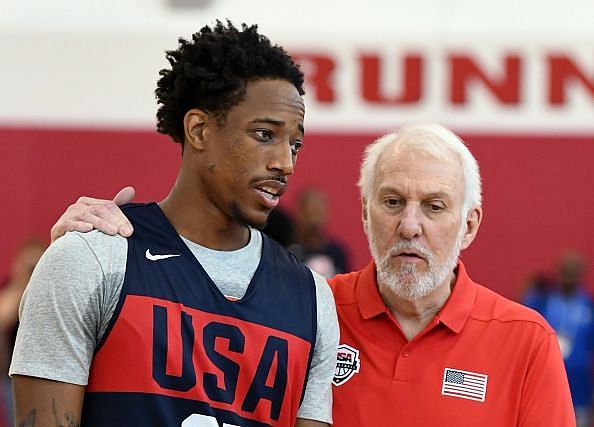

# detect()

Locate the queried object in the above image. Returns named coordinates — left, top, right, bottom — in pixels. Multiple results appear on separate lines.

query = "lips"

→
left=393, top=249, right=428, bottom=262
left=397, top=251, right=424, bottom=258
left=253, top=179, right=287, bottom=208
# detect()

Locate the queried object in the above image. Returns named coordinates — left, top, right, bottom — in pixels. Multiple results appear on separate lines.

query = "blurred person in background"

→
left=289, top=188, right=349, bottom=278
left=50, top=123, right=576, bottom=425
left=524, top=251, right=594, bottom=427
left=521, top=271, right=556, bottom=314
left=0, top=238, right=46, bottom=427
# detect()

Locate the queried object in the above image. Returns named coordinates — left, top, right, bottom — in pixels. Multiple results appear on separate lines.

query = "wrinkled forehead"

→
left=375, top=143, right=465, bottom=194
left=395, top=133, right=461, bottom=161
left=383, top=140, right=462, bottom=171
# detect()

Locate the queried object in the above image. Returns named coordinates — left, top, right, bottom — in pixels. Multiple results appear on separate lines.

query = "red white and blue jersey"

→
left=82, top=203, right=317, bottom=427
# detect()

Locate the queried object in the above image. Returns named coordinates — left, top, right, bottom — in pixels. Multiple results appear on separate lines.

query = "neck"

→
left=379, top=273, right=455, bottom=341
left=159, top=170, right=250, bottom=251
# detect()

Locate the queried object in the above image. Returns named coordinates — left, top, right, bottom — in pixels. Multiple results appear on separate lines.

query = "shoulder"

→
left=328, top=269, right=365, bottom=305
left=34, top=231, right=129, bottom=301
left=37, top=231, right=120, bottom=273
left=310, top=270, right=337, bottom=310
left=471, top=283, right=555, bottom=335
left=309, top=270, right=339, bottom=342
left=63, top=230, right=127, bottom=272
left=11, top=231, right=128, bottom=385
left=55, top=229, right=127, bottom=256
left=25, top=230, right=128, bottom=296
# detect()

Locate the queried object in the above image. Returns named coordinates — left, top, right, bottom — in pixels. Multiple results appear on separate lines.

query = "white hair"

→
left=358, top=123, right=482, bottom=214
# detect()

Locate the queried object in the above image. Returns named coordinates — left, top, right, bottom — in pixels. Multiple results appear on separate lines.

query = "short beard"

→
left=368, top=225, right=464, bottom=302
left=230, top=203, right=266, bottom=230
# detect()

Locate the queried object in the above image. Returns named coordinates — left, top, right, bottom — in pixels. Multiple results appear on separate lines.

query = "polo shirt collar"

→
left=356, top=260, right=477, bottom=334
left=357, top=261, right=390, bottom=320
left=436, top=261, right=477, bottom=333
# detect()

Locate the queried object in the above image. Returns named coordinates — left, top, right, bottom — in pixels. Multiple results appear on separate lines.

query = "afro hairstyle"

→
left=155, top=20, right=305, bottom=144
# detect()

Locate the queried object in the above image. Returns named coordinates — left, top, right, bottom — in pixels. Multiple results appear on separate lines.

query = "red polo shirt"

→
left=329, top=261, right=574, bottom=427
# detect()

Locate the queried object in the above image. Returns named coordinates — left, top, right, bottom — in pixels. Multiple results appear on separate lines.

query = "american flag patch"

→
left=441, top=368, right=488, bottom=402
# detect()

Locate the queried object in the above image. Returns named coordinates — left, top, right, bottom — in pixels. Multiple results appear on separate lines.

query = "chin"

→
left=249, top=219, right=267, bottom=231
left=231, top=203, right=269, bottom=230
left=379, top=269, right=439, bottom=302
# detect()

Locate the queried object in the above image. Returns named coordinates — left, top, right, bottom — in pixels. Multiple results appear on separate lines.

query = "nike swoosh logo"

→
left=145, top=249, right=181, bottom=261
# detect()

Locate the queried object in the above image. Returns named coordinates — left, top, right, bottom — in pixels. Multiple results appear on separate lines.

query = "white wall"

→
left=1, top=0, right=593, bottom=131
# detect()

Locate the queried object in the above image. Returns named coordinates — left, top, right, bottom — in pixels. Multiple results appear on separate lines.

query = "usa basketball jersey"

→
left=82, top=203, right=317, bottom=427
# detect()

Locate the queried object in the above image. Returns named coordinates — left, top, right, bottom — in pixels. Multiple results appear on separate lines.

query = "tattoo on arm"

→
left=18, top=409, right=36, bottom=427
left=17, top=401, right=81, bottom=427
left=52, top=398, right=81, bottom=427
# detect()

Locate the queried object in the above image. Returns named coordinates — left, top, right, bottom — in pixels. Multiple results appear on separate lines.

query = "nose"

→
left=268, top=141, right=295, bottom=176
left=397, top=203, right=423, bottom=239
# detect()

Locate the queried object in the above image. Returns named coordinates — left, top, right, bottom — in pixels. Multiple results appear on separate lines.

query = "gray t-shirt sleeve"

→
left=296, top=271, right=339, bottom=424
left=9, top=231, right=126, bottom=385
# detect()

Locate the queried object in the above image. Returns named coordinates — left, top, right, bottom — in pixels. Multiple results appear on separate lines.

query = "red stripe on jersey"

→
left=86, top=295, right=311, bottom=426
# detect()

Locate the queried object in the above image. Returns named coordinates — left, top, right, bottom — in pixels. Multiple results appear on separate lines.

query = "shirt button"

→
left=402, top=350, right=410, bottom=357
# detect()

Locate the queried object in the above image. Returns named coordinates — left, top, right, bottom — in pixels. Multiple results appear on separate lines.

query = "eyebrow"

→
left=378, top=187, right=454, bottom=200
left=424, top=191, right=453, bottom=200
left=250, top=117, right=305, bottom=136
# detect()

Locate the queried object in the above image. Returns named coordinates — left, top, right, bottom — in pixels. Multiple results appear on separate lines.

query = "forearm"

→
left=295, top=418, right=329, bottom=427
left=13, top=375, right=85, bottom=427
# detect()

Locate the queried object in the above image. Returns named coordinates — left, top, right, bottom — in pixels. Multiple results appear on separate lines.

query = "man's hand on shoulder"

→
left=51, top=186, right=136, bottom=243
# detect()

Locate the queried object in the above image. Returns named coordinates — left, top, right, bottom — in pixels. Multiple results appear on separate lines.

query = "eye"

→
left=385, top=198, right=403, bottom=208
left=427, top=201, right=445, bottom=212
left=291, top=140, right=303, bottom=155
left=254, top=129, right=273, bottom=142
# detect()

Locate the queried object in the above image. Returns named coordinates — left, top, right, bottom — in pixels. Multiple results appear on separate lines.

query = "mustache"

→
left=249, top=175, right=287, bottom=185
left=387, top=240, right=433, bottom=263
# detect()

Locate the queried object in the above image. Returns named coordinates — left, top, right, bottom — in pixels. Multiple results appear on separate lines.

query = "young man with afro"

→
left=10, top=21, right=338, bottom=427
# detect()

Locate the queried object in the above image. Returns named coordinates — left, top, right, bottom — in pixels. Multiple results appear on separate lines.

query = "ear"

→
left=361, top=197, right=369, bottom=231
left=183, top=109, right=210, bottom=151
left=460, top=206, right=483, bottom=250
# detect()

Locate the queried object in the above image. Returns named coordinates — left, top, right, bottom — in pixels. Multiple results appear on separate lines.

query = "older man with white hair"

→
left=48, top=124, right=574, bottom=426
left=329, top=124, right=574, bottom=426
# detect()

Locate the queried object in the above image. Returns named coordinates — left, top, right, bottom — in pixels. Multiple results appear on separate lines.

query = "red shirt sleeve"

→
left=519, top=333, right=575, bottom=426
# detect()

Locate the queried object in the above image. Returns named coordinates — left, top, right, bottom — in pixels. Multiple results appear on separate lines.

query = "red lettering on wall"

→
left=548, top=55, right=594, bottom=105
left=360, top=54, right=423, bottom=104
left=293, top=53, right=336, bottom=103
left=449, top=54, right=521, bottom=105
left=285, top=50, right=594, bottom=109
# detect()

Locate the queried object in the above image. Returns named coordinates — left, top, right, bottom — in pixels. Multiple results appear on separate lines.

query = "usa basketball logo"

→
left=333, top=344, right=361, bottom=386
